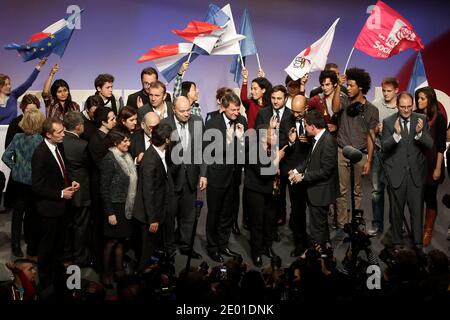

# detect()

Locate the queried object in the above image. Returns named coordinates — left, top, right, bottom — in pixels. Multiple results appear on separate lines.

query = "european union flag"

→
left=5, top=10, right=83, bottom=62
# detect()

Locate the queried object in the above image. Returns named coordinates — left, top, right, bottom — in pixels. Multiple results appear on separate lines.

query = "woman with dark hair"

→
left=173, top=62, right=202, bottom=117
left=241, top=67, right=272, bottom=129
left=244, top=124, right=286, bottom=267
left=180, top=81, right=201, bottom=117
left=414, top=86, right=447, bottom=247
left=116, top=106, right=138, bottom=133
left=42, top=64, right=80, bottom=119
left=100, top=128, right=137, bottom=287
left=81, top=95, right=103, bottom=141
left=2, top=109, right=45, bottom=258
left=0, top=58, right=47, bottom=125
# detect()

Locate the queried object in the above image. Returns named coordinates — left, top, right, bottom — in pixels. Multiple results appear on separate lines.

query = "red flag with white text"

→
left=354, top=0, right=424, bottom=59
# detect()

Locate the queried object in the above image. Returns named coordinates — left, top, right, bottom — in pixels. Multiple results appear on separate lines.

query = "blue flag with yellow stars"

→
left=4, top=10, right=83, bottom=62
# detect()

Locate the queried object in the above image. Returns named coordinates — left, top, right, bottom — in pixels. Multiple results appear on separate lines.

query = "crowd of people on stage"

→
left=0, top=56, right=449, bottom=300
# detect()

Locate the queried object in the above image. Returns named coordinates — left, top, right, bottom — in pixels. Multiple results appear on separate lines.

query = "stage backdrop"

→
left=1, top=0, right=449, bottom=117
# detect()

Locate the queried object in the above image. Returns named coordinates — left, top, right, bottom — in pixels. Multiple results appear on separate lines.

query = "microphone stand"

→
left=184, top=200, right=203, bottom=280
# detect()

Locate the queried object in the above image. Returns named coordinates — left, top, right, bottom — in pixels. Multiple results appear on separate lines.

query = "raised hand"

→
left=394, top=117, right=401, bottom=135
left=416, top=118, right=424, bottom=134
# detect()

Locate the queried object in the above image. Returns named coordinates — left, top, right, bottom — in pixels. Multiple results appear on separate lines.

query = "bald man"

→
left=279, top=94, right=312, bottom=256
left=129, top=111, right=161, bottom=165
left=161, top=96, right=206, bottom=259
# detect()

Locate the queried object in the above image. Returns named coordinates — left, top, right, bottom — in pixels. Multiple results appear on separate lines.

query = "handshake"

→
left=288, top=170, right=304, bottom=185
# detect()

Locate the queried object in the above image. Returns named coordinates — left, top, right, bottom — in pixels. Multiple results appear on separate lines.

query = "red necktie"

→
left=55, top=147, right=69, bottom=187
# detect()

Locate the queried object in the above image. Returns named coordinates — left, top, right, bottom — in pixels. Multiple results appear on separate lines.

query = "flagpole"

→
left=186, top=50, right=193, bottom=64
left=343, top=47, right=355, bottom=74
left=255, top=53, right=262, bottom=70
left=239, top=53, right=245, bottom=68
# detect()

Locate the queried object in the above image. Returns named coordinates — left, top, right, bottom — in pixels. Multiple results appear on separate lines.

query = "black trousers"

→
left=38, top=215, right=66, bottom=292
left=288, top=182, right=308, bottom=246
left=174, top=183, right=197, bottom=251
left=64, top=206, right=91, bottom=264
left=306, top=199, right=330, bottom=244
left=138, top=223, right=159, bottom=272
left=206, top=184, right=235, bottom=253
left=246, top=188, right=276, bottom=256
left=388, top=172, right=424, bottom=245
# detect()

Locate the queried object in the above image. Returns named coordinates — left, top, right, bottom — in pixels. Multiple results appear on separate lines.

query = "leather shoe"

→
left=219, top=247, right=241, bottom=258
left=232, top=222, right=241, bottom=235
left=263, top=247, right=276, bottom=258
left=208, top=252, right=224, bottom=263
left=180, top=249, right=203, bottom=260
left=252, top=255, right=263, bottom=267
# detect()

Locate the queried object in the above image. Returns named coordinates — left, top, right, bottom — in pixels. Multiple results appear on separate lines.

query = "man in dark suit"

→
left=290, top=110, right=339, bottom=247
left=126, top=67, right=158, bottom=109
left=381, top=92, right=433, bottom=248
left=137, top=80, right=174, bottom=122
left=279, top=95, right=311, bottom=256
left=133, top=123, right=174, bottom=272
left=63, top=112, right=92, bottom=267
left=255, top=85, right=292, bottom=231
left=32, top=117, right=80, bottom=297
left=205, top=92, right=247, bottom=263
left=126, top=67, right=172, bottom=109
left=161, top=96, right=207, bottom=259
left=129, top=111, right=160, bottom=165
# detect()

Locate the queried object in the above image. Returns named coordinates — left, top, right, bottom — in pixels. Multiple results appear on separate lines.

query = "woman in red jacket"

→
left=240, top=67, right=272, bottom=129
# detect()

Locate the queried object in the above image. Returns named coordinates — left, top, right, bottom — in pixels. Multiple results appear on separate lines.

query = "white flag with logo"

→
left=210, top=4, right=246, bottom=55
left=285, top=18, right=340, bottom=80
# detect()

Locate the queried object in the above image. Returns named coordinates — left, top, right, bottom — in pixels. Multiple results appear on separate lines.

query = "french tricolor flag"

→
left=137, top=43, right=197, bottom=83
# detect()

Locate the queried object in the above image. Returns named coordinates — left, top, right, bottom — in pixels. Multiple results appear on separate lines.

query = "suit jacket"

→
left=63, top=131, right=91, bottom=207
left=254, top=105, right=291, bottom=129
left=298, top=130, right=339, bottom=207
left=32, top=141, right=71, bottom=217
left=100, top=151, right=131, bottom=215
left=129, top=130, right=147, bottom=160
left=279, top=116, right=311, bottom=176
left=133, top=145, right=173, bottom=225
left=205, top=110, right=220, bottom=123
left=88, top=130, right=110, bottom=174
left=137, top=102, right=174, bottom=123
left=80, top=113, right=97, bottom=142
left=161, top=114, right=207, bottom=192
left=381, top=112, right=433, bottom=189
left=5, top=115, right=23, bottom=148
left=127, top=89, right=172, bottom=110
left=205, top=113, right=247, bottom=188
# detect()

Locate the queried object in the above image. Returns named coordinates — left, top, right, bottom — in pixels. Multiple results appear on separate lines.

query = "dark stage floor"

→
left=1, top=175, right=449, bottom=288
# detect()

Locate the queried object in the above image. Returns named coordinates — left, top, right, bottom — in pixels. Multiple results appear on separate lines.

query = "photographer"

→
left=0, top=259, right=38, bottom=300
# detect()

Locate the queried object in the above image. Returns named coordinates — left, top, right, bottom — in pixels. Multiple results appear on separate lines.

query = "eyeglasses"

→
left=142, top=81, right=152, bottom=88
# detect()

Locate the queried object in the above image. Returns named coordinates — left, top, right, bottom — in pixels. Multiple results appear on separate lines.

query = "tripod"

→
left=342, top=146, right=376, bottom=275
left=184, top=200, right=203, bottom=279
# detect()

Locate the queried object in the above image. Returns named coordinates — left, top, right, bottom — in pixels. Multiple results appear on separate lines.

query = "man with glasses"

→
left=127, top=67, right=172, bottom=110
left=381, top=92, right=432, bottom=249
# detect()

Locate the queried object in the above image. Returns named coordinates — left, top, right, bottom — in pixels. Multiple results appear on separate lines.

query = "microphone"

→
left=346, top=102, right=365, bottom=117
left=342, top=145, right=363, bottom=164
